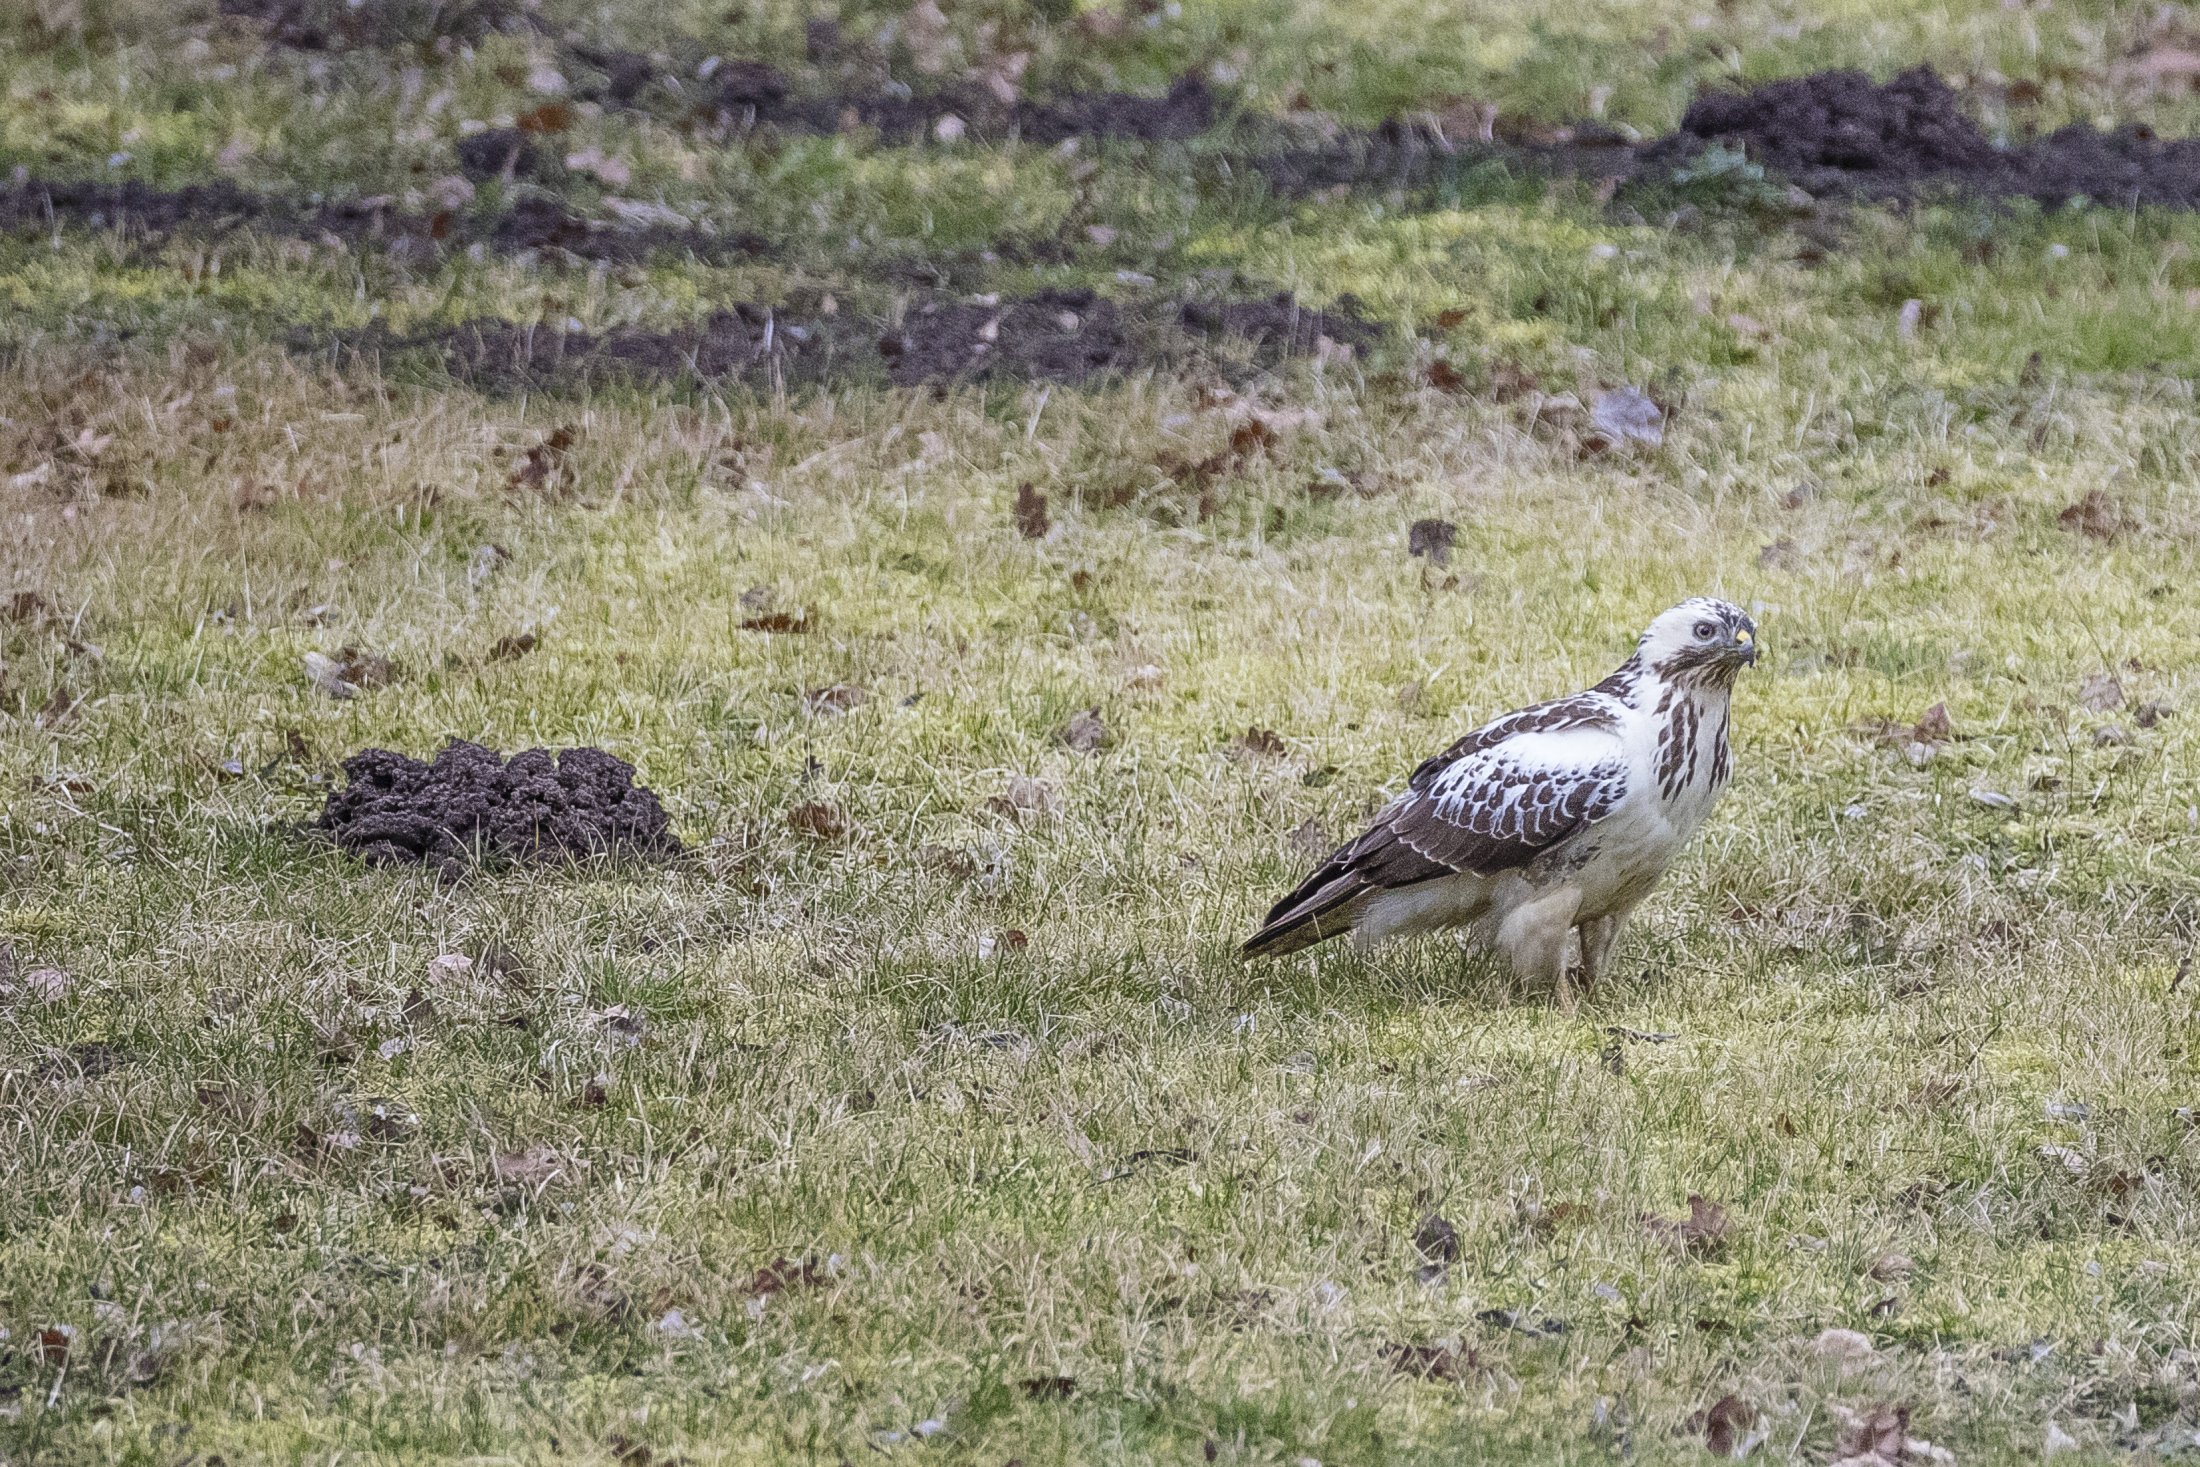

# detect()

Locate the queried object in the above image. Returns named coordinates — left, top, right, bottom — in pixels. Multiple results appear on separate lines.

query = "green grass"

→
left=7, top=1, right=2200, bottom=1463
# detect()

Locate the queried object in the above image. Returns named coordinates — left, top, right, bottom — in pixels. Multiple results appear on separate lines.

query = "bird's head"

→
left=1637, top=597, right=1758, bottom=685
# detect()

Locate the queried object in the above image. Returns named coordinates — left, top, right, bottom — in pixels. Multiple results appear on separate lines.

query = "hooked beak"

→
left=1732, top=626, right=1759, bottom=666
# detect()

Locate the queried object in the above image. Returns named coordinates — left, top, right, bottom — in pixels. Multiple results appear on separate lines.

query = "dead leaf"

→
left=744, top=1255, right=827, bottom=1296
left=2058, top=489, right=2130, bottom=540
left=3, top=589, right=56, bottom=623
left=986, top=775, right=1059, bottom=820
left=788, top=801, right=850, bottom=840
left=507, top=425, right=578, bottom=495
left=1019, top=1374, right=1076, bottom=1399
left=34, top=1326, right=73, bottom=1364
left=802, top=683, right=865, bottom=716
left=1913, top=703, right=1954, bottom=743
left=1407, top=518, right=1457, bottom=567
left=516, top=100, right=574, bottom=133
left=2079, top=672, right=2124, bottom=712
left=739, top=611, right=811, bottom=634
left=1413, top=1213, right=1461, bottom=1264
left=1423, top=359, right=1469, bottom=393
left=493, top=1144, right=572, bottom=1187
left=1057, top=707, right=1108, bottom=753
left=1831, top=1403, right=1943, bottom=1466
left=1012, top=482, right=1051, bottom=539
left=489, top=631, right=539, bottom=660
left=1644, top=1195, right=1731, bottom=1257
left=918, top=844, right=979, bottom=878
left=1234, top=727, right=1287, bottom=758
left=1689, top=1393, right=1758, bottom=1458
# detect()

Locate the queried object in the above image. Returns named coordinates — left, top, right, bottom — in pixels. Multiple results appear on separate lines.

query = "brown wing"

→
left=1241, top=697, right=1627, bottom=959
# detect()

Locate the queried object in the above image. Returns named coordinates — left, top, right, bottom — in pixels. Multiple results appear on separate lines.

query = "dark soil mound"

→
left=1181, top=292, right=1385, bottom=357
left=486, top=195, right=766, bottom=263
left=334, top=283, right=1386, bottom=394
left=880, top=288, right=1131, bottom=386
left=0, top=178, right=272, bottom=235
left=316, top=740, right=681, bottom=871
left=1678, top=67, right=1996, bottom=193
left=1680, top=65, right=2200, bottom=209
left=344, top=304, right=826, bottom=392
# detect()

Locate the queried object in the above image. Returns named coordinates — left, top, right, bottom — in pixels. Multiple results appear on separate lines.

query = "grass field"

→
left=8, top=1, right=2200, bottom=1462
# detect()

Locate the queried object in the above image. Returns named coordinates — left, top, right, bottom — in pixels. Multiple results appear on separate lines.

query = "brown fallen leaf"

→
left=2057, top=488, right=2130, bottom=540
left=1423, top=359, right=1469, bottom=393
left=1012, top=482, right=1051, bottom=539
left=494, top=1144, right=572, bottom=1187
left=986, top=775, right=1060, bottom=820
left=1688, top=1393, right=1759, bottom=1458
left=1413, top=1213, right=1461, bottom=1264
left=489, top=631, right=539, bottom=661
left=1019, top=1374, right=1076, bottom=1399
left=801, top=683, right=865, bottom=716
left=787, top=801, right=850, bottom=840
left=34, top=1326, right=73, bottom=1364
left=507, top=425, right=578, bottom=494
left=1912, top=702, right=1954, bottom=743
left=740, top=610, right=811, bottom=634
left=1831, top=1402, right=1942, bottom=1466
left=1057, top=707, right=1108, bottom=753
left=1644, top=1195, right=1731, bottom=1257
left=1407, top=517, right=1457, bottom=567
left=745, top=1255, right=828, bottom=1296
left=1234, top=726, right=1287, bottom=757
left=516, top=100, right=575, bottom=133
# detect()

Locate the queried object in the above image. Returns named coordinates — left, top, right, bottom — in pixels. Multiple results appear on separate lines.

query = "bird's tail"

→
left=1239, top=870, right=1366, bottom=960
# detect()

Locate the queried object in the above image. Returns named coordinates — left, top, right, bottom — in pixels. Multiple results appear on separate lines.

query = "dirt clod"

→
left=314, top=740, right=682, bottom=869
left=1680, top=66, right=2200, bottom=210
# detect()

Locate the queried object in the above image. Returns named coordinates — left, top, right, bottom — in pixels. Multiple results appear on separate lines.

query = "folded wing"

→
left=1241, top=699, right=1629, bottom=958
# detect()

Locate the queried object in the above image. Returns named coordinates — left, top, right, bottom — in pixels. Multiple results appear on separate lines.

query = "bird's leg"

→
left=1576, top=914, right=1626, bottom=999
left=1496, top=884, right=1584, bottom=1010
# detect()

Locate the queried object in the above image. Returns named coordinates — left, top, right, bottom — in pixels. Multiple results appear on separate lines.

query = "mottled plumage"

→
left=1241, top=598, right=1759, bottom=1006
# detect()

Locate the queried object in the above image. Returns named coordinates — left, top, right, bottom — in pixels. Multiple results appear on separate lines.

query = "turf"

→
left=5, top=1, right=2200, bottom=1463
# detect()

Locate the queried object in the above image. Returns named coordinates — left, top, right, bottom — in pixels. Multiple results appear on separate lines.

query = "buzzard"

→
left=1242, top=598, right=1758, bottom=1007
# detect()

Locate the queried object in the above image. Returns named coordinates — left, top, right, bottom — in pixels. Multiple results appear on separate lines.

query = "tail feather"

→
left=1240, top=868, right=1367, bottom=959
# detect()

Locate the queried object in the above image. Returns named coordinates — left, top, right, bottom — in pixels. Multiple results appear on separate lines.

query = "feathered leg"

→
left=1495, top=883, right=1584, bottom=1009
left=1577, top=914, right=1625, bottom=999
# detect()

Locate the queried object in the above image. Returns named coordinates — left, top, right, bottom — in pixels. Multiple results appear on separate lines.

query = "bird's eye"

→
left=1693, top=622, right=1715, bottom=640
